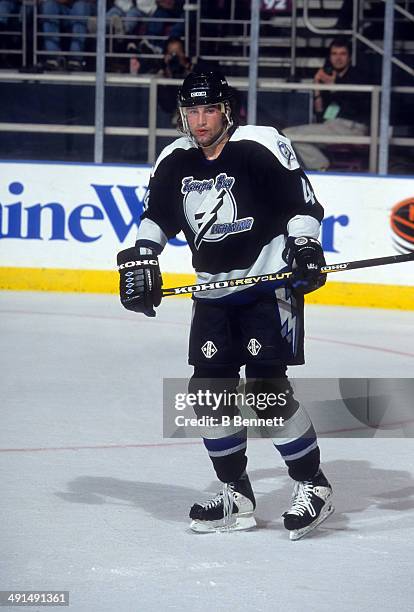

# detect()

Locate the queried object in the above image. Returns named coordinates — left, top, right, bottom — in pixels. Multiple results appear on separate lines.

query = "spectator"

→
left=106, top=1, right=142, bottom=36
left=283, top=37, right=370, bottom=171
left=39, top=0, right=95, bottom=70
left=139, top=0, right=184, bottom=55
left=88, top=1, right=152, bottom=38
left=157, top=35, right=190, bottom=78
left=155, top=36, right=192, bottom=117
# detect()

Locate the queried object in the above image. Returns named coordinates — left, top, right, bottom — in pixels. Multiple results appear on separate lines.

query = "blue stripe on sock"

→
left=273, top=426, right=316, bottom=457
left=203, top=430, right=247, bottom=453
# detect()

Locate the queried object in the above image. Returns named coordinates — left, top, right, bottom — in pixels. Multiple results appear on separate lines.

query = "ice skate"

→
left=189, top=473, right=256, bottom=533
left=283, top=470, right=334, bottom=540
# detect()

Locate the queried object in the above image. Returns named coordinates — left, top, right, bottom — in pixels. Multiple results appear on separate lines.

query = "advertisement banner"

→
left=310, top=173, right=414, bottom=285
left=0, top=161, right=413, bottom=297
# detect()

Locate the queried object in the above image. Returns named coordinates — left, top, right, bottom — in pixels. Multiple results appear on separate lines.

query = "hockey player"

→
left=117, top=71, right=334, bottom=540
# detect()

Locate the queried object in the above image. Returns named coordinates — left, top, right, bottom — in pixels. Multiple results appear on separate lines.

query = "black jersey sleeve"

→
left=238, top=127, right=324, bottom=236
left=254, top=142, right=323, bottom=229
left=136, top=152, right=183, bottom=252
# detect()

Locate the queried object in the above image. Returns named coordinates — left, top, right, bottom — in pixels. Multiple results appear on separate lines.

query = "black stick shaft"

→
left=162, top=252, right=414, bottom=297
left=325, top=252, right=414, bottom=272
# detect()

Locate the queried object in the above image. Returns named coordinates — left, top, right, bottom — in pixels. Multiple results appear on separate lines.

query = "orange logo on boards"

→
left=390, top=198, right=414, bottom=254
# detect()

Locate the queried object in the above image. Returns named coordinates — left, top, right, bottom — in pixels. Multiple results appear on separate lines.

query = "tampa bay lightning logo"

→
left=181, top=173, right=254, bottom=249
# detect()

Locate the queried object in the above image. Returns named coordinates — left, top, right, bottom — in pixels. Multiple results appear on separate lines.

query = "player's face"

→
left=185, top=104, right=226, bottom=147
left=329, top=46, right=351, bottom=72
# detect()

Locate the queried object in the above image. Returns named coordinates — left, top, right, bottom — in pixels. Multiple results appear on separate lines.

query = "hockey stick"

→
left=161, top=252, right=414, bottom=297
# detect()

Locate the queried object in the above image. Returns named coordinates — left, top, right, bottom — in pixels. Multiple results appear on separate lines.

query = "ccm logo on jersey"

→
left=118, top=259, right=158, bottom=270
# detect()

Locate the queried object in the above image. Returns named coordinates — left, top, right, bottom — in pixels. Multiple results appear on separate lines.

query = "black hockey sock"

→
left=205, top=445, right=248, bottom=484
left=285, top=446, right=321, bottom=482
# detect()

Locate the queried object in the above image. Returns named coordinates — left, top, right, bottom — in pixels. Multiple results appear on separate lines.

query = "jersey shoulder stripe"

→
left=152, top=136, right=195, bottom=175
left=230, top=125, right=300, bottom=171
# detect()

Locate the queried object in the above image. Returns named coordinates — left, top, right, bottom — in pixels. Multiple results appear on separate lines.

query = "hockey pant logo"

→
left=201, top=341, right=218, bottom=359
left=247, top=338, right=262, bottom=356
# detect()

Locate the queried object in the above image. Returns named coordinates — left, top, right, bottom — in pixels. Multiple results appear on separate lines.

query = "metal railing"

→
left=32, top=4, right=188, bottom=66
left=0, top=6, right=26, bottom=66
left=2, top=1, right=413, bottom=75
left=0, top=76, right=412, bottom=171
left=303, top=0, right=414, bottom=77
left=0, top=1, right=413, bottom=172
left=0, top=72, right=395, bottom=171
left=0, top=0, right=189, bottom=67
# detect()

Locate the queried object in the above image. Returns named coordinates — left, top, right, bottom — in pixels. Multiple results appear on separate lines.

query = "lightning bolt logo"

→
left=275, top=286, right=297, bottom=349
left=194, top=189, right=226, bottom=249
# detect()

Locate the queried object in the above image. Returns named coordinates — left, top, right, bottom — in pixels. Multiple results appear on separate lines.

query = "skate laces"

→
left=199, top=493, right=221, bottom=510
left=200, top=484, right=235, bottom=525
left=222, top=483, right=234, bottom=526
left=288, top=481, right=316, bottom=518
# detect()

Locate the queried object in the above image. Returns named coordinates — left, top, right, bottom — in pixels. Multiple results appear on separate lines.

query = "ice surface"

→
left=1, top=292, right=413, bottom=611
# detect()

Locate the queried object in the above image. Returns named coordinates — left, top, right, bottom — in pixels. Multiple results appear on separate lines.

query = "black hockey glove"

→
left=282, top=236, right=326, bottom=294
left=117, top=246, right=162, bottom=317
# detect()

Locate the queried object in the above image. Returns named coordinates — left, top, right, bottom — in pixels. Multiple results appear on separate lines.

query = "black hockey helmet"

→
left=177, top=71, right=234, bottom=147
left=178, top=71, right=231, bottom=108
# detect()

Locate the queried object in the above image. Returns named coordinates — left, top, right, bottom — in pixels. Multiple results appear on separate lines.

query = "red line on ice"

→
left=2, top=310, right=413, bottom=356
left=307, top=335, right=414, bottom=358
left=1, top=418, right=414, bottom=454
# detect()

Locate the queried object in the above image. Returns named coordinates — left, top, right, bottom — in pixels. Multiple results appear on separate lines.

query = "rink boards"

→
left=0, top=160, right=413, bottom=309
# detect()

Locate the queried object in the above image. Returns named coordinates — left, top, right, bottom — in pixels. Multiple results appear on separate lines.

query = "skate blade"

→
left=289, top=503, right=335, bottom=541
left=190, top=514, right=257, bottom=533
